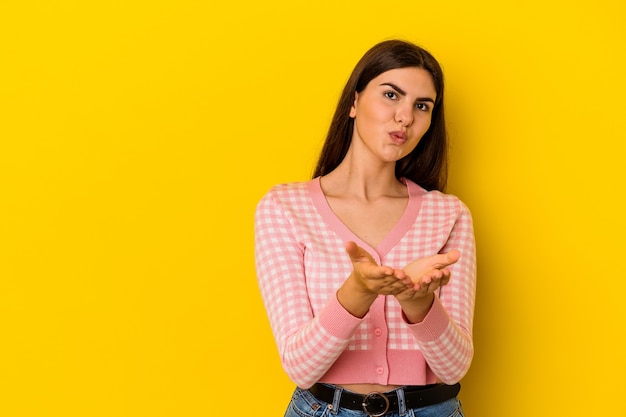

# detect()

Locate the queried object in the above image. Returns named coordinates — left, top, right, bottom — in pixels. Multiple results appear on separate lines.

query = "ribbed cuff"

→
left=404, top=295, right=450, bottom=341
left=317, top=291, right=365, bottom=339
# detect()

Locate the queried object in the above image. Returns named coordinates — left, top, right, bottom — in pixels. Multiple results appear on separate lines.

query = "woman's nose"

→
left=396, top=105, right=414, bottom=128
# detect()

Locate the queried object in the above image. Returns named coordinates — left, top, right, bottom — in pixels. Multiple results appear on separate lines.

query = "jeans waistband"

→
left=308, top=382, right=460, bottom=416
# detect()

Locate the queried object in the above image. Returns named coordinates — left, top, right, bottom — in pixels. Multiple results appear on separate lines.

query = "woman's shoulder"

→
left=257, top=178, right=318, bottom=209
left=404, top=178, right=471, bottom=213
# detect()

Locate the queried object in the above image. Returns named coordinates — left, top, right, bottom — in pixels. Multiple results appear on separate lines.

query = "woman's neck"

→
left=321, top=154, right=405, bottom=201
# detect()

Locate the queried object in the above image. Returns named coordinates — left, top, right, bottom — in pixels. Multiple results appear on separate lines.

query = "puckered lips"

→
left=389, top=130, right=407, bottom=145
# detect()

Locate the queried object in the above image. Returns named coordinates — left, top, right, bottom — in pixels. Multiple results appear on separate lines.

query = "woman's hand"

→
left=337, top=241, right=412, bottom=318
left=395, top=250, right=461, bottom=323
left=344, top=241, right=411, bottom=295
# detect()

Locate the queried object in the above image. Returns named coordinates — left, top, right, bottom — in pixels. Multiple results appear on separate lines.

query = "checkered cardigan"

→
left=254, top=178, right=476, bottom=388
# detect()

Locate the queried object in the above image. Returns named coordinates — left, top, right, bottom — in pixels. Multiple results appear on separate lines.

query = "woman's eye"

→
left=415, top=102, right=430, bottom=112
left=384, top=91, right=397, bottom=100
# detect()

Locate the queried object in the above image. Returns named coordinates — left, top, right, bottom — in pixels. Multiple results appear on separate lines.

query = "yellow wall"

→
left=1, top=1, right=624, bottom=416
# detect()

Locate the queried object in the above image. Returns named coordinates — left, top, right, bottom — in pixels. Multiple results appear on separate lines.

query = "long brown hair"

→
left=313, top=40, right=448, bottom=192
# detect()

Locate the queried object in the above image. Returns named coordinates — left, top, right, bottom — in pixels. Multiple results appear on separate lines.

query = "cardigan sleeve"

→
left=404, top=198, right=477, bottom=384
left=254, top=188, right=363, bottom=388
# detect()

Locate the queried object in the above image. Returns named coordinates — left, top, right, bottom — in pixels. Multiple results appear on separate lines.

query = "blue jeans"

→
left=284, top=386, right=465, bottom=417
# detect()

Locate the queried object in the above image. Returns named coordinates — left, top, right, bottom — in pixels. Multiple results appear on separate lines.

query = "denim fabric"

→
left=284, top=387, right=464, bottom=417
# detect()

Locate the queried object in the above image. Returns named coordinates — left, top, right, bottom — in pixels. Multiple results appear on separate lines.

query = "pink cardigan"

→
left=254, top=177, right=476, bottom=389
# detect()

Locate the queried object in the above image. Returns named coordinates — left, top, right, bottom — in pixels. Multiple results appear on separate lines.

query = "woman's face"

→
left=349, top=67, right=436, bottom=163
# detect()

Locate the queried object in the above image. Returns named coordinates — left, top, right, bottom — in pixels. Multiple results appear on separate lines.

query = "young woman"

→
left=255, top=40, right=476, bottom=417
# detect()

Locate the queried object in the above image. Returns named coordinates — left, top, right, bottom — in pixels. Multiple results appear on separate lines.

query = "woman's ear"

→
left=349, top=92, right=359, bottom=118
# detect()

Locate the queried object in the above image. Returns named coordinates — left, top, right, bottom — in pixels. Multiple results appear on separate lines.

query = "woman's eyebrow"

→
left=380, top=82, right=435, bottom=103
left=380, top=82, right=406, bottom=96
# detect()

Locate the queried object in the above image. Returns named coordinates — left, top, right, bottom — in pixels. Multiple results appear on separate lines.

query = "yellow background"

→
left=1, top=1, right=625, bottom=416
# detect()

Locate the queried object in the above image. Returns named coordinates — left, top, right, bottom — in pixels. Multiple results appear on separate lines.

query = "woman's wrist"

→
left=398, top=294, right=434, bottom=324
left=336, top=275, right=378, bottom=318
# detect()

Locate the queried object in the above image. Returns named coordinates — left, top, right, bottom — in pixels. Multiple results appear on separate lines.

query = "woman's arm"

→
left=254, top=191, right=362, bottom=388
left=254, top=190, right=413, bottom=388
left=397, top=199, right=477, bottom=384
